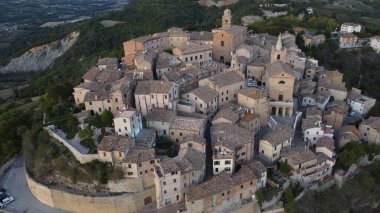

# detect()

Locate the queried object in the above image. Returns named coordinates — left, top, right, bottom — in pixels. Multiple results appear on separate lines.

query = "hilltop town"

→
left=1, top=3, right=380, bottom=213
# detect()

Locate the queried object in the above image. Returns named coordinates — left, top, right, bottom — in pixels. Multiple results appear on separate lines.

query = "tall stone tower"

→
left=222, top=8, right=232, bottom=29
left=270, top=33, right=287, bottom=63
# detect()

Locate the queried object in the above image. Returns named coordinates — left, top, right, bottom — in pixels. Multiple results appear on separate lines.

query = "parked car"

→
left=350, top=111, right=356, bottom=116
left=1, top=195, right=14, bottom=206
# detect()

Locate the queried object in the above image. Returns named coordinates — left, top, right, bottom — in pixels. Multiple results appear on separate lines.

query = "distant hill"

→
left=0, top=32, right=79, bottom=73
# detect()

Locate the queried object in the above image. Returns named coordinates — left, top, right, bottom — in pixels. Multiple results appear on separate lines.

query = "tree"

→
left=100, top=110, right=114, bottom=127
left=78, top=127, right=94, bottom=139
left=279, top=163, right=292, bottom=176
left=284, top=188, right=296, bottom=213
left=255, top=190, right=264, bottom=207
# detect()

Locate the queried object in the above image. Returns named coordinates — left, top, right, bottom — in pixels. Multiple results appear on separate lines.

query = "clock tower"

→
left=222, top=8, right=232, bottom=29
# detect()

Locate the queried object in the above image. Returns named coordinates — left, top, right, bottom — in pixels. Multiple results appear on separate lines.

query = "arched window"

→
left=277, top=54, right=280, bottom=60
left=279, top=80, right=285, bottom=84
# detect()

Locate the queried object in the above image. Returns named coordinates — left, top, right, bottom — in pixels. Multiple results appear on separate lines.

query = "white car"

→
left=1, top=196, right=14, bottom=206
left=350, top=112, right=356, bottom=116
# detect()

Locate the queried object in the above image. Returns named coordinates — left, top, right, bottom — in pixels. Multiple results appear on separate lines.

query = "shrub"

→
left=279, top=163, right=292, bottom=176
left=80, top=138, right=97, bottom=154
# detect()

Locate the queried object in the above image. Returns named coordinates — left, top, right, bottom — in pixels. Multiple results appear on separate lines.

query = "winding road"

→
left=0, top=156, right=67, bottom=213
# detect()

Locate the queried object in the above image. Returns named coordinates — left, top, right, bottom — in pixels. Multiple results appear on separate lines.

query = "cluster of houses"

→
left=66, top=9, right=379, bottom=212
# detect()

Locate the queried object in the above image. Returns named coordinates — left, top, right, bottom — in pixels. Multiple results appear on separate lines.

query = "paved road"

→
left=0, top=156, right=67, bottom=213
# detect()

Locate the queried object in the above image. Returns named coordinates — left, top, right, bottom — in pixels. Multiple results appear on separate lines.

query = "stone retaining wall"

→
left=44, top=127, right=99, bottom=164
left=26, top=173, right=156, bottom=213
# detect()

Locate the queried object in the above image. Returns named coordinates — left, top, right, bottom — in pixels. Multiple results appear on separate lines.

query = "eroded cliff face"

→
left=0, top=31, right=79, bottom=73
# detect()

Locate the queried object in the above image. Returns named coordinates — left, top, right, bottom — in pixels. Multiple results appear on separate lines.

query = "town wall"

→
left=26, top=173, right=156, bottom=213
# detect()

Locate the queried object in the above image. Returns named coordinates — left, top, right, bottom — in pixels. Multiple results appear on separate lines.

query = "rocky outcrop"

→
left=0, top=31, right=79, bottom=73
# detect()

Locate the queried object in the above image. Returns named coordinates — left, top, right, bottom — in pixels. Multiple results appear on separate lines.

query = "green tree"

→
left=279, top=163, right=292, bottom=176
left=78, top=127, right=94, bottom=139
left=100, top=110, right=114, bottom=127
left=284, top=188, right=296, bottom=213
left=255, top=190, right=264, bottom=207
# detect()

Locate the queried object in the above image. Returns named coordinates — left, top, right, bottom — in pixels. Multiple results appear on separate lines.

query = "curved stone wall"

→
left=26, top=173, right=156, bottom=213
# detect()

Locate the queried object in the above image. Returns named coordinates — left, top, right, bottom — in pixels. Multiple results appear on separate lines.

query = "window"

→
left=119, top=152, right=122, bottom=157
left=262, top=150, right=264, bottom=154
left=89, top=102, right=92, bottom=105
left=200, top=55, right=202, bottom=59
left=150, top=160, right=155, bottom=164
left=225, top=160, right=231, bottom=165
left=139, top=163, right=142, bottom=167
left=195, top=56, right=198, bottom=60
left=165, top=95, right=168, bottom=99
left=115, top=98, right=118, bottom=102
left=215, top=168, right=219, bottom=172
left=123, top=119, right=126, bottom=123
left=190, top=56, right=193, bottom=61
left=241, top=185, right=243, bottom=189
left=279, top=81, right=285, bottom=84
left=188, top=143, right=193, bottom=147
left=176, top=195, right=179, bottom=201
left=222, top=193, right=225, bottom=196
left=107, top=100, right=110, bottom=103
left=200, top=104, right=203, bottom=108
left=103, top=152, right=106, bottom=157
left=221, top=41, right=224, bottom=46
left=164, top=190, right=167, bottom=194
left=163, top=181, right=166, bottom=185
left=250, top=181, right=253, bottom=185
left=174, top=188, right=177, bottom=191
left=214, top=161, right=220, bottom=165
left=124, top=127, right=127, bottom=130
left=277, top=54, right=280, bottom=60
left=171, top=132, right=174, bottom=135
left=173, top=179, right=177, bottom=183
left=225, top=167, right=231, bottom=171
left=128, top=172, right=133, bottom=176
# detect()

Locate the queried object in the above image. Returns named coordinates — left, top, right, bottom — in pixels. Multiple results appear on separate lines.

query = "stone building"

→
left=155, top=52, right=182, bottom=80
left=212, top=9, right=247, bottom=63
left=170, top=116, right=206, bottom=142
left=238, top=112, right=260, bottom=136
left=323, top=101, right=348, bottom=130
left=280, top=147, right=334, bottom=185
left=302, top=34, right=326, bottom=47
left=317, top=79, right=347, bottom=101
left=339, top=34, right=358, bottom=48
left=347, top=88, right=376, bottom=115
left=181, top=86, right=219, bottom=116
left=97, top=135, right=135, bottom=164
left=122, top=28, right=190, bottom=65
left=264, top=62, right=296, bottom=117
left=211, top=123, right=255, bottom=175
left=153, top=147, right=206, bottom=209
left=178, top=135, right=207, bottom=153
left=185, top=165, right=258, bottom=213
left=146, top=108, right=176, bottom=138
left=237, top=88, right=269, bottom=129
left=173, top=41, right=212, bottom=66
left=338, top=125, right=361, bottom=149
left=122, top=147, right=157, bottom=178
left=212, top=108, right=240, bottom=125
left=259, top=125, right=294, bottom=163
left=114, top=108, right=143, bottom=138
left=134, top=80, right=179, bottom=116
left=359, top=116, right=380, bottom=144
left=80, top=78, right=134, bottom=115
left=199, top=70, right=245, bottom=107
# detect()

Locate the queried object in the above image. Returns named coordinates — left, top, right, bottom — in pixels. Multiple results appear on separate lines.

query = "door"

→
left=144, top=196, right=152, bottom=205
left=279, top=95, right=283, bottom=101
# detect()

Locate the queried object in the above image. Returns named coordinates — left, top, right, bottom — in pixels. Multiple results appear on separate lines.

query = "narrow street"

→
left=0, top=156, right=67, bottom=213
